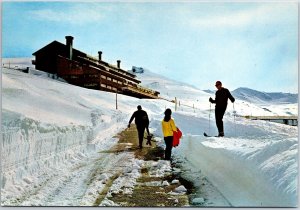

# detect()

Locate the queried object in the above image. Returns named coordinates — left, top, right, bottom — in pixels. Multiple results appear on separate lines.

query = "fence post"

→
left=116, top=90, right=118, bottom=110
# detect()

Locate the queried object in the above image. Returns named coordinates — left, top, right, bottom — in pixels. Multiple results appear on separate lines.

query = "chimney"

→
left=98, top=51, right=102, bottom=62
left=117, top=60, right=121, bottom=69
left=65, top=36, right=74, bottom=60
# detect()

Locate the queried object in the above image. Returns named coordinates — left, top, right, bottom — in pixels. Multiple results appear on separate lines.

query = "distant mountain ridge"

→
left=232, top=87, right=298, bottom=104
left=201, top=87, right=297, bottom=104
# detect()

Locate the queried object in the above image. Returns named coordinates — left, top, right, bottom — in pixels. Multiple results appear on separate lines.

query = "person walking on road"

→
left=128, top=105, right=149, bottom=148
left=209, top=81, right=235, bottom=137
left=161, top=108, right=177, bottom=160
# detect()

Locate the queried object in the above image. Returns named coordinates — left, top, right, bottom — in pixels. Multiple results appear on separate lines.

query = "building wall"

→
left=56, top=56, right=126, bottom=92
left=35, top=52, right=57, bottom=74
left=33, top=43, right=159, bottom=98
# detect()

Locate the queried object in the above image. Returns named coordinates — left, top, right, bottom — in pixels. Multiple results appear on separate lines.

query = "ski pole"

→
left=209, top=102, right=211, bottom=135
left=233, top=103, right=236, bottom=136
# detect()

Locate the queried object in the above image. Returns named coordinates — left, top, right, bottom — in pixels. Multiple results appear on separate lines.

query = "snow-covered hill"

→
left=134, top=68, right=298, bottom=117
left=232, top=87, right=298, bottom=104
left=1, top=66, right=298, bottom=207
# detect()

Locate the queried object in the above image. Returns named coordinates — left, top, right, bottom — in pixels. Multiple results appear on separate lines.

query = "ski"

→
left=203, top=132, right=220, bottom=137
left=203, top=132, right=211, bottom=137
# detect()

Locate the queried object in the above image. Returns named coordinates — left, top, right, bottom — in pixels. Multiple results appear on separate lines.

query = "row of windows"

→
left=66, top=74, right=129, bottom=89
left=84, top=83, right=98, bottom=87
left=65, top=74, right=124, bottom=85
left=70, top=75, right=80, bottom=79
left=100, top=84, right=117, bottom=91
left=101, top=75, right=123, bottom=84
left=68, top=63, right=82, bottom=70
left=60, top=57, right=136, bottom=83
left=87, top=74, right=99, bottom=78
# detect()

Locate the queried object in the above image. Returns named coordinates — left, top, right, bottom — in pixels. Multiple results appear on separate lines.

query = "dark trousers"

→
left=164, top=136, right=173, bottom=160
left=137, top=126, right=146, bottom=147
left=215, top=107, right=226, bottom=134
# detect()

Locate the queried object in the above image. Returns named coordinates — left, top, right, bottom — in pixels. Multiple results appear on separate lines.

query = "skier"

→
left=161, top=108, right=177, bottom=160
left=128, top=105, right=149, bottom=148
left=209, top=81, right=235, bottom=137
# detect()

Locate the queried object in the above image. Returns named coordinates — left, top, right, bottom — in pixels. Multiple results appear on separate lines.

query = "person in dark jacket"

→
left=209, top=81, right=235, bottom=137
left=128, top=105, right=149, bottom=148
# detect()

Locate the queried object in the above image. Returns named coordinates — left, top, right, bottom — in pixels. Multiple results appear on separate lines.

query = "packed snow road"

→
left=2, top=134, right=131, bottom=206
left=21, top=151, right=128, bottom=206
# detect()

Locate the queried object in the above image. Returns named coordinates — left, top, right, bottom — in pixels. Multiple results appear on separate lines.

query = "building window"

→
left=84, top=83, right=97, bottom=87
left=88, top=74, right=98, bottom=78
left=70, top=75, right=79, bottom=79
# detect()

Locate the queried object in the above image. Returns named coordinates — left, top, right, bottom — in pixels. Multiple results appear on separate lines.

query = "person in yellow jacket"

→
left=161, top=108, right=177, bottom=161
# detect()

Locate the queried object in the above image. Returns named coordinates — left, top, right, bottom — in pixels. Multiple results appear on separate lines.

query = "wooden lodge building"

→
left=32, top=36, right=160, bottom=99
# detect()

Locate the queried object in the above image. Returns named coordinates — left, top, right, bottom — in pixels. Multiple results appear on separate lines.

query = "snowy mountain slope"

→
left=1, top=66, right=298, bottom=207
left=133, top=68, right=298, bottom=117
left=204, top=87, right=297, bottom=105
left=129, top=68, right=209, bottom=103
left=232, top=87, right=298, bottom=104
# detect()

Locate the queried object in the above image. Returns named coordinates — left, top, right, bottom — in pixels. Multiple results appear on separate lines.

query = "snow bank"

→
left=1, top=115, right=93, bottom=186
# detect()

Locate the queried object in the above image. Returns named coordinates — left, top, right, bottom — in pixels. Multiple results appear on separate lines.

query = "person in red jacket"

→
left=209, top=81, right=235, bottom=137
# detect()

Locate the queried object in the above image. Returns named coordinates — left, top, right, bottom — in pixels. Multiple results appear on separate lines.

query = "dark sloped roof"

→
left=32, top=39, right=136, bottom=78
left=32, top=40, right=86, bottom=57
